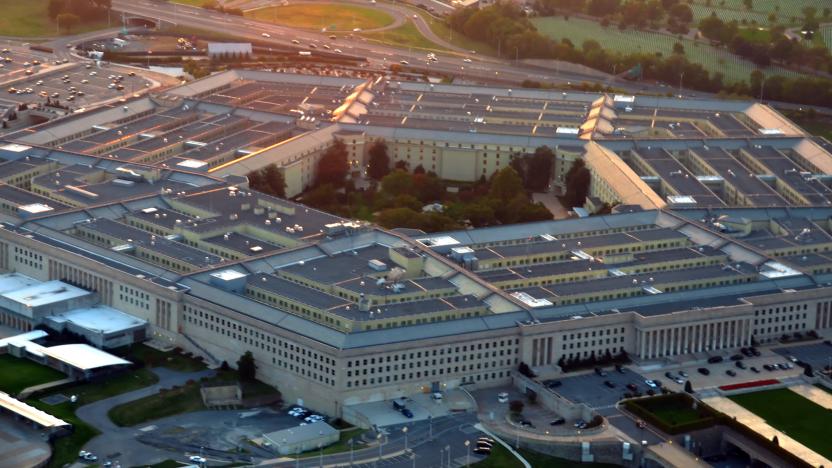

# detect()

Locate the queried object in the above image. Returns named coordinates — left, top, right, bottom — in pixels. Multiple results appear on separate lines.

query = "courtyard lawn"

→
left=784, top=110, right=832, bottom=140
left=0, top=0, right=108, bottom=37
left=0, top=354, right=66, bottom=396
left=729, top=388, right=832, bottom=460
left=245, top=4, right=394, bottom=32
left=361, top=21, right=446, bottom=52
left=108, top=381, right=204, bottom=427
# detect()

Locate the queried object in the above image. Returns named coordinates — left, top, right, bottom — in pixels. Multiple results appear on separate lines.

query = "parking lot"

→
left=0, top=47, right=58, bottom=84
left=641, top=350, right=803, bottom=393
left=5, top=63, right=152, bottom=109
left=774, top=342, right=832, bottom=373
left=547, top=367, right=651, bottom=409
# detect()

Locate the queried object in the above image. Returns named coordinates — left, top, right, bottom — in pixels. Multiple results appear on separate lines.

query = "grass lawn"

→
left=108, top=382, right=204, bottom=427
left=21, top=369, right=159, bottom=468
left=737, top=27, right=773, bottom=43
left=27, top=400, right=99, bottom=468
left=531, top=16, right=797, bottom=83
left=171, top=0, right=208, bottom=6
left=689, top=0, right=829, bottom=27
left=784, top=111, right=832, bottom=140
left=245, top=4, right=394, bottom=32
left=361, top=21, right=447, bottom=52
left=472, top=445, right=618, bottom=467
left=293, top=428, right=364, bottom=458
left=0, top=0, right=108, bottom=37
left=729, top=388, right=832, bottom=460
left=0, top=354, right=66, bottom=396
left=126, top=344, right=206, bottom=373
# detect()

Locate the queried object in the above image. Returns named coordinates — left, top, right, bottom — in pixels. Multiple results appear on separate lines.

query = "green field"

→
left=245, top=4, right=394, bottom=32
left=361, top=21, right=446, bottom=52
left=171, top=0, right=208, bottom=6
left=108, top=382, right=204, bottom=427
left=0, top=0, right=108, bottom=37
left=729, top=388, right=832, bottom=460
left=0, top=355, right=66, bottom=396
left=690, top=0, right=830, bottom=26
left=23, top=369, right=159, bottom=468
left=531, top=16, right=796, bottom=82
left=784, top=110, right=832, bottom=140
left=126, top=344, right=207, bottom=373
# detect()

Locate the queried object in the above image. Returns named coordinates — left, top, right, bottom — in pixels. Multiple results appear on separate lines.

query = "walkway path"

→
left=74, top=367, right=214, bottom=466
left=789, top=383, right=832, bottom=410
left=702, top=395, right=832, bottom=468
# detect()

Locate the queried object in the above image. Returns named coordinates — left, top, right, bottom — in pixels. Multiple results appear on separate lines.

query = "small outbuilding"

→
left=262, top=421, right=339, bottom=455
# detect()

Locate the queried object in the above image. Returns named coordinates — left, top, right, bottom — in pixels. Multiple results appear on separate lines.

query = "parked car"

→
left=750, top=366, right=760, bottom=373
left=679, top=370, right=688, bottom=378
left=644, top=379, right=658, bottom=388
left=697, top=367, right=710, bottom=375
left=736, top=360, right=746, bottom=369
left=725, top=369, right=736, bottom=377
left=594, top=367, right=608, bottom=377
left=626, top=383, right=638, bottom=391
left=604, top=380, right=615, bottom=388
left=707, top=356, right=724, bottom=364
left=550, top=418, right=565, bottom=426
left=497, top=392, right=509, bottom=403
left=401, top=408, right=414, bottom=418
left=730, top=354, right=744, bottom=361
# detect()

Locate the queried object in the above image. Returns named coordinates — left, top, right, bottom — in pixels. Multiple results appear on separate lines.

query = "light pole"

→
left=349, top=438, right=354, bottom=466
left=446, top=444, right=452, bottom=467
left=296, top=447, right=300, bottom=468
left=428, top=415, right=433, bottom=440
left=679, top=72, right=684, bottom=96
left=464, top=440, right=470, bottom=466
left=377, top=433, right=383, bottom=465
left=402, top=426, right=408, bottom=451
left=411, top=452, right=416, bottom=468
left=319, top=440, right=323, bottom=468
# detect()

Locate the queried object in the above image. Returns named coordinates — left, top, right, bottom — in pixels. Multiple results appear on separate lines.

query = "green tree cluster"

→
left=247, top=164, right=286, bottom=198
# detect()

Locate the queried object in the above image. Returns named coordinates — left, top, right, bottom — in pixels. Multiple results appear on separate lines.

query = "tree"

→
left=489, top=167, right=524, bottom=201
left=380, top=170, right=413, bottom=198
left=247, top=164, right=285, bottom=198
left=57, top=13, right=80, bottom=33
left=684, top=380, right=693, bottom=393
left=672, top=42, right=685, bottom=55
left=315, top=139, right=349, bottom=188
left=367, top=140, right=390, bottom=181
left=563, top=158, right=591, bottom=208
left=237, top=351, right=257, bottom=382
left=509, top=399, right=524, bottom=414
left=772, top=435, right=779, bottom=445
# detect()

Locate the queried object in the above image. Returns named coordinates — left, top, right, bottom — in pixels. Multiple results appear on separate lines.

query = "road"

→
left=109, top=0, right=676, bottom=96
left=259, top=413, right=484, bottom=468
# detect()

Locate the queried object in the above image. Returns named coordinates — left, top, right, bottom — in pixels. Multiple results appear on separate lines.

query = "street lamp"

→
left=377, top=433, right=383, bottom=464
left=410, top=452, right=416, bottom=468
left=464, top=440, right=470, bottom=466
left=446, top=444, right=451, bottom=468
left=349, top=438, right=354, bottom=466
left=402, top=426, right=409, bottom=451
left=319, top=440, right=323, bottom=468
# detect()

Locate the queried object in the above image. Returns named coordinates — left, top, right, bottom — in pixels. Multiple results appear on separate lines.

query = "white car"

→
left=261, top=33, right=271, bottom=38
left=353, top=28, right=362, bottom=32
left=497, top=392, right=509, bottom=403
left=189, top=455, right=207, bottom=463
left=463, top=58, right=472, bottom=63
left=83, top=453, right=98, bottom=462
left=644, top=379, right=658, bottom=388
left=399, top=60, right=409, bottom=65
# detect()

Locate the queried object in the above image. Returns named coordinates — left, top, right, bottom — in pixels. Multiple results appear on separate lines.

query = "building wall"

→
left=1, top=227, right=832, bottom=415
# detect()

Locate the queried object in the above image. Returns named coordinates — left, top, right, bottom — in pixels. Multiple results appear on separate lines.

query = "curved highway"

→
left=110, top=0, right=672, bottom=94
